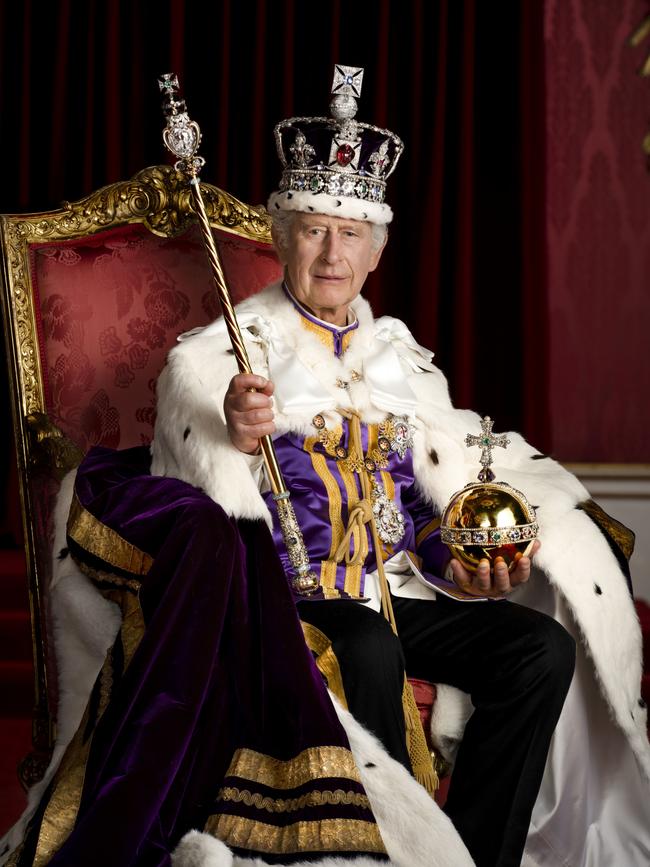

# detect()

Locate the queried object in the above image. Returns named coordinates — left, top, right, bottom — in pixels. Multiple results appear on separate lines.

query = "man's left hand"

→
left=449, top=540, right=541, bottom=598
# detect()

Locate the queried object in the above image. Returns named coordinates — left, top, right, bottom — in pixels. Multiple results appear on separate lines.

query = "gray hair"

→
left=270, top=210, right=387, bottom=254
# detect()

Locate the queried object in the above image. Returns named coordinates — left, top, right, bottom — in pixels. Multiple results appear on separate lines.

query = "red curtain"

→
left=0, top=0, right=548, bottom=541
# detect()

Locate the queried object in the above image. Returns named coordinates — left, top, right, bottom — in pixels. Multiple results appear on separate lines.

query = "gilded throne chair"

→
left=0, top=165, right=444, bottom=800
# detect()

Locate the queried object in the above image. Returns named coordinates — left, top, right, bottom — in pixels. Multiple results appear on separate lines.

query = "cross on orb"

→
left=465, top=416, right=510, bottom=481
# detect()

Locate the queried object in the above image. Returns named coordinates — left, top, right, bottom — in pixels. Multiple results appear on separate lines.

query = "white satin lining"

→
left=514, top=583, right=650, bottom=866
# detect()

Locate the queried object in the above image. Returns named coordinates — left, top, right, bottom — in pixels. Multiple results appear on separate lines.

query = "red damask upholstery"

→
left=32, top=223, right=281, bottom=451
left=409, top=676, right=438, bottom=735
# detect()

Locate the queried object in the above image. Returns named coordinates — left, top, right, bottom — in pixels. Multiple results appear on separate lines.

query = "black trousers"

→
left=298, top=594, right=576, bottom=867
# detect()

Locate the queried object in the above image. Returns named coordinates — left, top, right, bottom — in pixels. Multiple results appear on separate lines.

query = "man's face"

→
left=275, top=213, right=385, bottom=326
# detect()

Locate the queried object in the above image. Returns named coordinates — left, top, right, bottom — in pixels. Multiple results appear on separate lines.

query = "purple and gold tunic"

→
left=262, top=289, right=453, bottom=602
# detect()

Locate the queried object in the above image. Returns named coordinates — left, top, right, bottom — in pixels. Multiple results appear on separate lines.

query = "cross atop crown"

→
left=332, top=65, right=364, bottom=99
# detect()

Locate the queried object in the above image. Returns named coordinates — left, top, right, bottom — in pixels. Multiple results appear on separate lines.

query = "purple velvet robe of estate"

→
left=12, top=298, right=454, bottom=865
left=11, top=447, right=387, bottom=866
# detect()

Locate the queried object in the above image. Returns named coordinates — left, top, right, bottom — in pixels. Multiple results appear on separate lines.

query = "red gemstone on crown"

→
left=336, top=144, right=355, bottom=166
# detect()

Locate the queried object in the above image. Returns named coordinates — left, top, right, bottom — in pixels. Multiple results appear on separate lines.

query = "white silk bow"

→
left=179, top=312, right=435, bottom=418
left=363, top=316, right=436, bottom=415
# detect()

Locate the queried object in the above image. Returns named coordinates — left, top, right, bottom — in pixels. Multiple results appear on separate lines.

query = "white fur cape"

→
left=2, top=283, right=648, bottom=866
left=151, top=283, right=650, bottom=865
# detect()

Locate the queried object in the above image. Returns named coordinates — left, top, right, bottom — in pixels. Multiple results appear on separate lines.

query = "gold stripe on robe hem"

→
left=67, top=492, right=154, bottom=576
left=203, top=814, right=386, bottom=856
left=204, top=746, right=386, bottom=856
left=222, top=746, right=362, bottom=790
left=30, top=564, right=147, bottom=867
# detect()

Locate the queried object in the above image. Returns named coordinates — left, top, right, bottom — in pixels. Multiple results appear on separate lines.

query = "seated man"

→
left=152, top=67, right=650, bottom=866
left=3, top=67, right=648, bottom=867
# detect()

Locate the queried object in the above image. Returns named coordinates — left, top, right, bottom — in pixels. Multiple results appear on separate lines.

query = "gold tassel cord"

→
left=333, top=498, right=372, bottom=566
left=341, top=410, right=438, bottom=795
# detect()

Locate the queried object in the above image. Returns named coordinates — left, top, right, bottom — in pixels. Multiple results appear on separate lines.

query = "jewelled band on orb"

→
left=441, top=522, right=539, bottom=547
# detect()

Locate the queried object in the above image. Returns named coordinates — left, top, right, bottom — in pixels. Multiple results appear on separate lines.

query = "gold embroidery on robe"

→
left=336, top=459, right=364, bottom=597
left=67, top=493, right=153, bottom=576
left=301, top=622, right=348, bottom=709
left=204, top=814, right=386, bottom=855
left=578, top=498, right=635, bottom=561
left=32, top=568, right=146, bottom=866
left=303, top=434, right=342, bottom=596
left=222, top=746, right=361, bottom=789
left=216, top=786, right=370, bottom=812
left=32, top=715, right=93, bottom=867
left=298, top=315, right=356, bottom=355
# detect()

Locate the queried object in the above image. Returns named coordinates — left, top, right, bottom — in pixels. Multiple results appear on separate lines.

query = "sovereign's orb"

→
left=440, top=482, right=538, bottom=573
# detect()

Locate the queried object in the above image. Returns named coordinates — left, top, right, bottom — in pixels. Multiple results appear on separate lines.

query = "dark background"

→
left=0, top=0, right=546, bottom=426
left=7, top=0, right=649, bottom=539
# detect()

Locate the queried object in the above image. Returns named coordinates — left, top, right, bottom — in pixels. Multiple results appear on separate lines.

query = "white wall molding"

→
left=566, top=464, right=650, bottom=602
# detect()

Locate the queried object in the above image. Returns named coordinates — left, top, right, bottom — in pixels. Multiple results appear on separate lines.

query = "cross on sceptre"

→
left=465, top=416, right=510, bottom=482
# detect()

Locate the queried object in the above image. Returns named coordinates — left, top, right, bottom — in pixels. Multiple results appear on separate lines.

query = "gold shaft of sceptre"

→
left=158, top=73, right=319, bottom=594
left=186, top=174, right=284, bottom=497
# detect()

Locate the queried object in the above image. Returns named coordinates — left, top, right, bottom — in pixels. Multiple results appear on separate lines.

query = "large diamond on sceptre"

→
left=440, top=417, right=538, bottom=573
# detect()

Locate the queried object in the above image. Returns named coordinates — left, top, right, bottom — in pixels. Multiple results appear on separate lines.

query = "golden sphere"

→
left=440, top=482, right=538, bottom=573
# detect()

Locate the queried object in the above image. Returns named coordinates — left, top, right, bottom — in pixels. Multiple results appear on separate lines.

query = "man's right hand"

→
left=223, top=373, right=276, bottom=454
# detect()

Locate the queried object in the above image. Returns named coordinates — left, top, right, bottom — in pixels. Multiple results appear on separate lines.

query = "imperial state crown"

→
left=267, top=64, right=404, bottom=225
